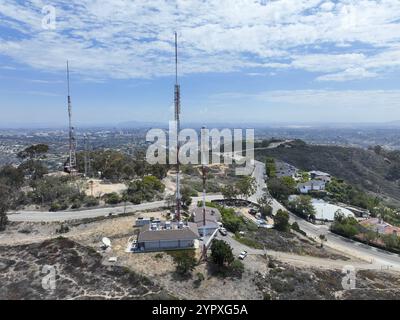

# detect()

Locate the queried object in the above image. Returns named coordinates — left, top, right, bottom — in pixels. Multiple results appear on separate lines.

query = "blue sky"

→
left=0, top=0, right=400, bottom=127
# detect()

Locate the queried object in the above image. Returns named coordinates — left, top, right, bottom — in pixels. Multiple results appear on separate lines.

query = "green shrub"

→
left=274, top=210, right=290, bottom=232
left=287, top=195, right=316, bottom=220
left=330, top=212, right=360, bottom=238
left=193, top=272, right=205, bottom=287
left=84, top=196, right=99, bottom=207
left=263, top=292, right=272, bottom=300
left=291, top=222, right=306, bottom=236
left=170, top=250, right=197, bottom=276
left=196, top=272, right=205, bottom=281
left=154, top=253, right=164, bottom=260
left=210, top=239, right=234, bottom=267
left=126, top=175, right=165, bottom=204
left=56, top=224, right=70, bottom=234
left=230, top=259, right=245, bottom=277
left=266, top=157, right=276, bottom=178
left=234, top=234, right=263, bottom=249
left=71, top=200, right=82, bottom=209
left=104, top=192, right=121, bottom=205
left=49, top=202, right=61, bottom=212
left=268, top=177, right=296, bottom=202
left=49, top=201, right=68, bottom=211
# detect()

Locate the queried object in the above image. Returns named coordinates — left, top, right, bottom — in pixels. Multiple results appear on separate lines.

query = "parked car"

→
left=238, top=251, right=248, bottom=260
left=249, top=208, right=257, bottom=215
left=258, top=224, right=273, bottom=229
left=219, top=228, right=228, bottom=236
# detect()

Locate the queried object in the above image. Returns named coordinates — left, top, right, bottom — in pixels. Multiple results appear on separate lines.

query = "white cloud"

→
left=257, top=90, right=400, bottom=107
left=206, top=89, right=400, bottom=122
left=211, top=89, right=400, bottom=109
left=316, top=67, right=378, bottom=82
left=0, top=0, right=399, bottom=81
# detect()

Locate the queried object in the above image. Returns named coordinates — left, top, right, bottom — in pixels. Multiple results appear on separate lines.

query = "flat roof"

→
left=310, top=170, right=331, bottom=176
left=192, top=207, right=221, bottom=223
left=312, top=200, right=354, bottom=221
left=298, top=180, right=326, bottom=188
left=138, top=222, right=199, bottom=242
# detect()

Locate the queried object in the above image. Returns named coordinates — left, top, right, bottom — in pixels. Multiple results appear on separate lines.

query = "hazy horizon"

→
left=2, top=119, right=400, bottom=130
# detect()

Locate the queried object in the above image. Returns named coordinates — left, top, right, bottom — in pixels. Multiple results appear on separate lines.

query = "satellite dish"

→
left=102, top=237, right=111, bottom=248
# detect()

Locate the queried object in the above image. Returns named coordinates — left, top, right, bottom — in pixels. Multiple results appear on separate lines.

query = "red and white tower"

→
left=65, top=61, right=77, bottom=175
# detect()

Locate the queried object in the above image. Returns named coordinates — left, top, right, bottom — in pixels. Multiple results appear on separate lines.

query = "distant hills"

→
left=3, top=120, right=400, bottom=130
left=256, top=140, right=400, bottom=206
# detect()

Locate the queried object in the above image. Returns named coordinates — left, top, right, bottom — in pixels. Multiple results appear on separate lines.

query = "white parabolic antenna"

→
left=102, top=237, right=111, bottom=247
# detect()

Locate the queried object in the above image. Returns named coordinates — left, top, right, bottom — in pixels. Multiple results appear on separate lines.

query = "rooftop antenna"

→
left=66, top=61, right=77, bottom=175
left=174, top=32, right=182, bottom=221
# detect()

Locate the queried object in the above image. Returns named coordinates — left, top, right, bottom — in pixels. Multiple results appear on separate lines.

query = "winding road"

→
left=7, top=195, right=223, bottom=222
left=250, top=159, right=400, bottom=270
left=7, top=159, right=400, bottom=270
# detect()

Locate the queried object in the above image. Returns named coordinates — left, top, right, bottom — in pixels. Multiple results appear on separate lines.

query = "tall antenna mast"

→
left=174, top=32, right=181, bottom=221
left=201, top=126, right=207, bottom=228
left=201, top=125, right=208, bottom=259
left=66, top=60, right=77, bottom=175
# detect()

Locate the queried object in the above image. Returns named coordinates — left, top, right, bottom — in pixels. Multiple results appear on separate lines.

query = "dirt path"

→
left=266, top=250, right=383, bottom=271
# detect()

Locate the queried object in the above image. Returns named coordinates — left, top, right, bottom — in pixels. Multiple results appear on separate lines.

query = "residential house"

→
left=275, top=161, right=299, bottom=179
left=192, top=207, right=221, bottom=236
left=309, top=170, right=331, bottom=182
left=360, top=218, right=400, bottom=236
left=344, top=206, right=370, bottom=218
left=297, top=180, right=326, bottom=194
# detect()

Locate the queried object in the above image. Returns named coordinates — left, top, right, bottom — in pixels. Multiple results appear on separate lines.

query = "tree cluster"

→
left=76, top=150, right=169, bottom=182
left=221, top=176, right=256, bottom=200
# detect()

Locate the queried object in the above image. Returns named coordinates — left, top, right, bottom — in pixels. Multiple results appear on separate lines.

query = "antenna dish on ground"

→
left=102, top=237, right=111, bottom=248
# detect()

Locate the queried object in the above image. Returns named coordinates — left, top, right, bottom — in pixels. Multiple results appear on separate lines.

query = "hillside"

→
left=256, top=140, right=400, bottom=206
left=0, top=238, right=173, bottom=300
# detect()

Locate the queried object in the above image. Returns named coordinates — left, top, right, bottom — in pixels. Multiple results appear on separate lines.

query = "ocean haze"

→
left=1, top=120, right=400, bottom=130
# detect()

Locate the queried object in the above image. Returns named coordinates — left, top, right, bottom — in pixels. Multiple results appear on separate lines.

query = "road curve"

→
left=7, top=160, right=400, bottom=270
left=251, top=159, right=400, bottom=270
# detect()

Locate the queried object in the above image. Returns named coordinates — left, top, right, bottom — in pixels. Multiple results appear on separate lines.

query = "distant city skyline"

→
left=1, top=1, right=400, bottom=126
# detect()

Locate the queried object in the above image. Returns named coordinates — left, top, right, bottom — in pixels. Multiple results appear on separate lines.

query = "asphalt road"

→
left=8, top=159, right=400, bottom=270
left=251, top=159, right=400, bottom=270
left=215, top=232, right=383, bottom=271
left=7, top=195, right=223, bottom=222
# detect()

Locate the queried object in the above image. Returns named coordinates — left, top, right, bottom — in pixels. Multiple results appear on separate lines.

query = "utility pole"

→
left=84, top=134, right=88, bottom=177
left=174, top=32, right=182, bottom=222
left=66, top=61, right=77, bottom=175
left=83, top=134, right=91, bottom=178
